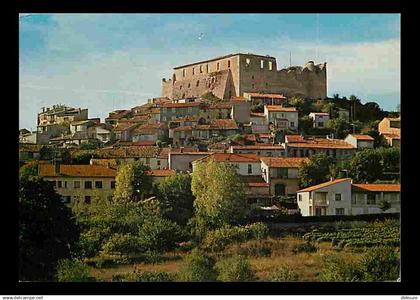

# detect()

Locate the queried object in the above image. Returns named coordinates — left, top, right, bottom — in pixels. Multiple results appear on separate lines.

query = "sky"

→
left=19, top=13, right=401, bottom=130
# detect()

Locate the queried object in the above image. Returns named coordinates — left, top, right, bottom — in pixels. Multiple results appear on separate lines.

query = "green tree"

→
left=156, top=173, right=195, bottom=225
left=79, top=141, right=99, bottom=150
left=349, top=149, right=383, bottom=183
left=19, top=177, right=79, bottom=281
left=361, top=120, right=388, bottom=148
left=19, top=161, right=39, bottom=179
left=113, top=161, right=152, bottom=201
left=359, top=246, right=400, bottom=281
left=326, top=117, right=350, bottom=139
left=56, top=259, right=93, bottom=282
left=191, top=159, right=248, bottom=234
left=71, top=151, right=101, bottom=164
left=298, top=153, right=336, bottom=188
left=298, top=115, right=314, bottom=135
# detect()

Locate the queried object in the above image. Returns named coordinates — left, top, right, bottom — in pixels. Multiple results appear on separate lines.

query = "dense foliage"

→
left=177, top=248, right=217, bottom=282
left=19, top=176, right=79, bottom=281
left=269, top=264, right=299, bottom=282
left=113, top=161, right=153, bottom=201
left=215, top=255, right=255, bottom=282
left=298, top=153, right=336, bottom=188
left=56, top=259, right=93, bottom=282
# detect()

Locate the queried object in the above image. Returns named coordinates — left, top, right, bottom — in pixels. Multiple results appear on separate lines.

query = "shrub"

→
left=238, top=244, right=272, bottom=258
left=141, top=250, right=163, bottom=264
left=269, top=264, right=299, bottom=282
left=215, top=255, right=256, bottom=282
left=177, top=248, right=217, bottom=282
left=247, top=222, right=269, bottom=240
left=120, top=271, right=173, bottom=282
left=56, top=259, right=93, bottom=282
left=292, top=242, right=317, bottom=254
left=319, top=254, right=362, bottom=282
left=201, top=225, right=250, bottom=252
left=359, top=246, right=400, bottom=281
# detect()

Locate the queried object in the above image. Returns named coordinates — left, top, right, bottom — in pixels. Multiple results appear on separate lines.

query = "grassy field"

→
left=88, top=235, right=379, bottom=282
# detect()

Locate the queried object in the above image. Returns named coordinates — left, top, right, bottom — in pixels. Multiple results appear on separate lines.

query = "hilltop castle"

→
left=162, top=53, right=327, bottom=100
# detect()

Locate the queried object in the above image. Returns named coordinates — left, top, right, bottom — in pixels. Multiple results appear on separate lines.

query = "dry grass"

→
left=88, top=237, right=367, bottom=282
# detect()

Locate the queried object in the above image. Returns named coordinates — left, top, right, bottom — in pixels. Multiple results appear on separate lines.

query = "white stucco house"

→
left=308, top=112, right=330, bottom=128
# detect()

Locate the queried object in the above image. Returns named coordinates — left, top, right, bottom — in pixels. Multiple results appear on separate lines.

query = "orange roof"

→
left=173, top=119, right=238, bottom=131
left=266, top=105, right=297, bottom=112
left=349, top=134, right=374, bottom=141
left=161, top=102, right=202, bottom=108
left=382, top=133, right=401, bottom=140
left=231, top=145, right=284, bottom=150
left=147, top=169, right=176, bottom=177
left=113, top=122, right=140, bottom=132
left=207, top=102, right=233, bottom=109
left=242, top=176, right=270, bottom=187
left=246, top=92, right=286, bottom=99
left=297, top=178, right=352, bottom=193
left=90, top=159, right=118, bottom=169
left=195, top=153, right=261, bottom=163
left=352, top=184, right=400, bottom=192
left=230, top=96, right=247, bottom=101
left=285, top=135, right=304, bottom=143
left=285, top=136, right=355, bottom=150
left=97, top=146, right=161, bottom=158
left=39, top=164, right=117, bottom=178
left=260, top=157, right=309, bottom=168
left=258, top=133, right=272, bottom=138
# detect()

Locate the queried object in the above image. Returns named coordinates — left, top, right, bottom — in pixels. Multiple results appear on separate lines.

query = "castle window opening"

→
left=200, top=65, right=203, bottom=73
left=183, top=69, right=186, bottom=77
left=180, top=85, right=183, bottom=90
left=269, top=61, right=273, bottom=70
left=196, top=80, right=200, bottom=87
left=228, top=60, right=231, bottom=68
left=260, top=60, right=264, bottom=69
left=252, top=75, right=254, bottom=80
left=192, top=67, right=196, bottom=75
left=246, top=58, right=250, bottom=66
left=252, top=84, right=255, bottom=89
left=217, top=62, right=220, bottom=71
left=206, top=64, right=209, bottom=73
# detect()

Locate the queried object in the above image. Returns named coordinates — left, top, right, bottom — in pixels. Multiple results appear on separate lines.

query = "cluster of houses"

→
left=19, top=94, right=400, bottom=217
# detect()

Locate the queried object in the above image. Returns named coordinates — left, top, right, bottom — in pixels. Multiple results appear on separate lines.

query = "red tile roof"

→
left=39, top=164, right=117, bottom=178
left=195, top=153, right=261, bottom=163
left=285, top=135, right=355, bottom=150
left=173, top=119, right=238, bottom=131
left=113, top=122, right=140, bottom=132
left=297, top=178, right=352, bottom=193
left=349, top=134, right=375, bottom=141
left=97, top=146, right=161, bottom=158
left=352, top=184, right=400, bottom=192
left=242, top=176, right=270, bottom=187
left=266, top=105, right=297, bottom=112
left=231, top=145, right=284, bottom=150
left=147, top=169, right=176, bottom=177
left=161, top=102, right=202, bottom=108
left=260, top=157, right=309, bottom=168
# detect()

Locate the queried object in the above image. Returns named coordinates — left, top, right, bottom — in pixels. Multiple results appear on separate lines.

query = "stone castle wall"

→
left=162, top=53, right=327, bottom=100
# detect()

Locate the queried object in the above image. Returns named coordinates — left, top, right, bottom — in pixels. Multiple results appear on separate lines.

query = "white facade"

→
left=308, top=112, right=330, bottom=128
left=264, top=107, right=298, bottom=131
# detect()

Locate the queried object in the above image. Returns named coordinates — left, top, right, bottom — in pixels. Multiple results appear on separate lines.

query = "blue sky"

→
left=19, top=13, right=400, bottom=130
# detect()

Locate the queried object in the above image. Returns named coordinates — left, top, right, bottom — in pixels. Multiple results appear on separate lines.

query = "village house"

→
left=344, top=134, right=375, bottom=150
left=131, top=123, right=168, bottom=143
left=264, top=105, right=298, bottom=132
left=260, top=157, right=309, bottom=197
left=284, top=135, right=356, bottom=160
left=229, top=144, right=285, bottom=157
left=113, top=122, right=141, bottom=142
left=37, top=105, right=88, bottom=129
left=308, top=112, right=330, bottom=128
left=378, top=117, right=400, bottom=147
left=160, top=102, right=203, bottom=123
left=88, top=123, right=114, bottom=145
left=243, top=92, right=286, bottom=106
left=19, top=143, right=42, bottom=162
left=105, top=110, right=133, bottom=126
left=168, top=150, right=212, bottom=172
left=296, top=178, right=400, bottom=216
left=336, top=107, right=350, bottom=122
left=38, top=163, right=117, bottom=204
left=172, top=119, right=239, bottom=146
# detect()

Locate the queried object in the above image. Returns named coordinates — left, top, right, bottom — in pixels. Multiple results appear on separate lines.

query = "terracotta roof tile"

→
left=39, top=164, right=117, bottom=178
left=231, top=145, right=284, bottom=150
left=349, top=134, right=375, bottom=141
left=147, top=169, right=176, bottom=177
left=352, top=184, right=400, bottom=192
left=161, top=102, right=202, bottom=108
left=260, top=157, right=309, bottom=168
left=195, top=153, right=261, bottom=163
left=266, top=105, right=297, bottom=112
left=246, top=93, right=286, bottom=99
left=297, top=178, right=352, bottom=193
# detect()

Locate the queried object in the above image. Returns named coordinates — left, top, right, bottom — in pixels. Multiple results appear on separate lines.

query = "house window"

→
left=146, top=157, right=150, bottom=165
left=260, top=60, right=264, bottom=69
left=298, top=194, right=302, bottom=202
left=269, top=61, right=273, bottom=70
left=95, top=181, right=103, bottom=189
left=267, top=151, right=272, bottom=157
left=172, top=107, right=176, bottom=113
left=277, top=168, right=288, bottom=179
left=252, top=84, right=255, bottom=89
left=335, top=194, right=342, bottom=201
left=179, top=85, right=182, bottom=90
left=84, top=181, right=92, bottom=189
left=351, top=196, right=357, bottom=205
left=335, top=208, right=345, bottom=215
left=74, top=181, right=80, bottom=189
left=248, top=164, right=252, bottom=174
left=318, top=122, right=324, bottom=127
left=367, top=193, right=376, bottom=205
left=110, top=181, right=116, bottom=189
left=157, top=160, right=161, bottom=166
left=57, top=181, right=62, bottom=188
left=84, top=196, right=91, bottom=204
left=290, top=121, right=295, bottom=128
left=182, top=69, right=186, bottom=77
left=227, top=60, right=231, bottom=68
left=188, top=83, right=191, bottom=88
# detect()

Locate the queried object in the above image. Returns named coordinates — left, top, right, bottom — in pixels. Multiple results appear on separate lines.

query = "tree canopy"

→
left=298, top=153, right=336, bottom=188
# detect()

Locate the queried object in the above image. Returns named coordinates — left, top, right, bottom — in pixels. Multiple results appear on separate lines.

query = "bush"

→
left=359, top=246, right=400, bottom=281
left=177, top=248, right=217, bottom=282
left=141, top=250, right=163, bottom=264
left=319, top=254, right=362, bottom=282
left=292, top=242, right=317, bottom=254
left=117, top=271, right=173, bottom=282
left=201, top=225, right=250, bottom=252
left=56, top=259, right=93, bottom=282
left=238, top=244, right=272, bottom=258
left=215, top=255, right=256, bottom=282
left=247, top=222, right=269, bottom=239
left=269, top=264, right=299, bottom=282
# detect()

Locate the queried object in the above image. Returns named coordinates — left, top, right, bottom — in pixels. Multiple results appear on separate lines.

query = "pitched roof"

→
left=266, top=105, right=297, bottom=112
left=297, top=178, right=352, bottom=193
left=348, top=134, right=375, bottom=141
left=97, top=146, right=161, bottom=158
left=39, top=164, right=117, bottom=178
left=245, top=92, right=286, bottom=99
left=352, top=184, right=400, bottom=192
left=231, top=144, right=284, bottom=150
left=309, top=112, right=329, bottom=116
left=250, top=112, right=265, bottom=118
left=147, top=169, right=176, bottom=177
left=113, top=122, right=140, bottom=132
left=260, top=157, right=309, bottom=168
left=90, top=159, right=118, bottom=169
left=195, top=153, right=261, bottom=163
left=382, top=133, right=401, bottom=140
left=242, top=176, right=270, bottom=187
left=285, top=135, right=355, bottom=150
left=160, top=102, right=202, bottom=108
